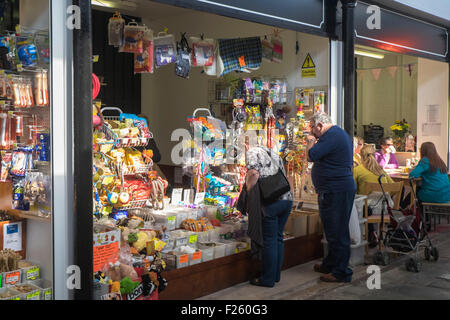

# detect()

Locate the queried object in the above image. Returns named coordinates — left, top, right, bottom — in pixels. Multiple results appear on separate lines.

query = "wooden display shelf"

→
left=7, top=209, right=51, bottom=223
left=159, top=234, right=323, bottom=300
left=0, top=182, right=51, bottom=222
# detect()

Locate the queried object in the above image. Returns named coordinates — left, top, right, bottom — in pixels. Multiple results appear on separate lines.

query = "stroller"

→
left=372, top=174, right=439, bottom=272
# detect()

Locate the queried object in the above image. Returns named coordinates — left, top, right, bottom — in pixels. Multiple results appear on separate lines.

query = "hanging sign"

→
left=355, top=1, right=448, bottom=60
left=301, top=53, right=316, bottom=78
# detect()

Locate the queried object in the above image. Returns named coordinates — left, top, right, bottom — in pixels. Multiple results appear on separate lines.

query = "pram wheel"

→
left=405, top=258, right=421, bottom=273
left=431, top=247, right=439, bottom=261
left=373, top=251, right=390, bottom=266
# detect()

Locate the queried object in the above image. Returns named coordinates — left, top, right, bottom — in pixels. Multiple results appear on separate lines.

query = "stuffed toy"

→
left=120, top=277, right=140, bottom=295
left=105, top=261, right=138, bottom=282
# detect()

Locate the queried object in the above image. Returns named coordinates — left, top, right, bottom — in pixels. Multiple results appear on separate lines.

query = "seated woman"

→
left=354, top=144, right=394, bottom=247
left=409, top=142, right=450, bottom=203
left=353, top=136, right=364, bottom=167
left=374, top=137, right=399, bottom=169
left=354, top=144, right=394, bottom=194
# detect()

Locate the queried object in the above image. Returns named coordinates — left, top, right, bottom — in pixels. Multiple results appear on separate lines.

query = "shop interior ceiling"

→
left=92, top=0, right=192, bottom=20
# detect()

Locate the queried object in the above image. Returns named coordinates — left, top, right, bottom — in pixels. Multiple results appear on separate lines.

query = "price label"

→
left=92, top=55, right=99, bottom=63
left=7, top=74, right=12, bottom=79
left=17, top=64, right=23, bottom=72
left=171, top=188, right=183, bottom=204
left=10, top=296, right=20, bottom=300
left=183, top=189, right=194, bottom=204
left=178, top=254, right=189, bottom=264
left=102, top=206, right=113, bottom=215
left=102, top=176, right=114, bottom=186
left=168, top=216, right=176, bottom=222
left=5, top=271, right=20, bottom=285
left=26, top=291, right=40, bottom=300
left=189, top=234, right=198, bottom=244
left=194, top=192, right=206, bottom=205
left=26, top=267, right=40, bottom=280
left=192, top=251, right=202, bottom=261
left=44, top=289, right=52, bottom=300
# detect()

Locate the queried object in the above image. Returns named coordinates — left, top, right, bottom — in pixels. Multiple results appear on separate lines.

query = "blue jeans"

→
left=318, top=191, right=355, bottom=282
left=260, top=200, right=293, bottom=286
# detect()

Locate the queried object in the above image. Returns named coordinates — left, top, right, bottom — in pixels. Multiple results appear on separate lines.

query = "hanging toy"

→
left=108, top=12, right=125, bottom=47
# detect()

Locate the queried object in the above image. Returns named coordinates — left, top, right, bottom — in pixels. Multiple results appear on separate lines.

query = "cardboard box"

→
left=285, top=211, right=308, bottom=237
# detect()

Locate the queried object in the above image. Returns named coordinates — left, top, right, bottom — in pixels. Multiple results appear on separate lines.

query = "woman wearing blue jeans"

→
left=245, top=146, right=293, bottom=287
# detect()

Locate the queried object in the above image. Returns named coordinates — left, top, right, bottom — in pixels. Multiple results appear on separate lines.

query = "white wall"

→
left=417, top=58, right=449, bottom=165
left=141, top=12, right=329, bottom=165
left=356, top=54, right=418, bottom=139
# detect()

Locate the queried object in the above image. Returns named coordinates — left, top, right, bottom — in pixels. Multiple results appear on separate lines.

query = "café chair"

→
left=362, top=181, right=404, bottom=255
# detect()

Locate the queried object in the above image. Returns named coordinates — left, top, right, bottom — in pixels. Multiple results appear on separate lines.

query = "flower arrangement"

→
left=390, top=119, right=410, bottom=138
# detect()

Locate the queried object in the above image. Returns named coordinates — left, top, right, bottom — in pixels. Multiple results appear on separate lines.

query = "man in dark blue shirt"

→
left=306, top=113, right=356, bottom=283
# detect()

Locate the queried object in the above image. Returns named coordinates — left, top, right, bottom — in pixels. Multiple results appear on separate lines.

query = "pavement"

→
left=199, top=224, right=450, bottom=300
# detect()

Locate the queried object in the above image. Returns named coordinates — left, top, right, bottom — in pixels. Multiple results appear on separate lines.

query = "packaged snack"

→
left=153, top=32, right=176, bottom=68
left=108, top=12, right=125, bottom=47
left=38, top=174, right=51, bottom=216
left=120, top=21, right=146, bottom=54
left=10, top=147, right=32, bottom=177
left=190, top=36, right=214, bottom=67
left=0, top=152, right=12, bottom=182
left=134, top=28, right=154, bottom=74
left=12, top=178, right=28, bottom=210
left=0, top=112, right=11, bottom=150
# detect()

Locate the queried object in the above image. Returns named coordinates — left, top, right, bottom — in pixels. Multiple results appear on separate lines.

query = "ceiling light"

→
left=91, top=0, right=114, bottom=7
left=355, top=49, right=384, bottom=59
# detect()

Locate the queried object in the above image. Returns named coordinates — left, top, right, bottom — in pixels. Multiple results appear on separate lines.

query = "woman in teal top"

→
left=409, top=142, right=450, bottom=203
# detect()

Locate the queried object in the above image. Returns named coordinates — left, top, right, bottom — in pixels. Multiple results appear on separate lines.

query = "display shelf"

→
left=7, top=209, right=51, bottom=223
left=113, top=199, right=150, bottom=211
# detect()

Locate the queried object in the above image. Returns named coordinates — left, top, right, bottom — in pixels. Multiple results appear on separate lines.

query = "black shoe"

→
left=249, top=278, right=274, bottom=288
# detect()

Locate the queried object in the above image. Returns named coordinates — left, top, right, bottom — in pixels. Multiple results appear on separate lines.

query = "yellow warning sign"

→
left=302, top=53, right=316, bottom=78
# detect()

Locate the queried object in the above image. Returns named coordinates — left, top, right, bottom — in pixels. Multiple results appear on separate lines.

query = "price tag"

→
left=17, top=64, right=23, bottom=72
left=5, top=271, right=21, bottom=285
left=26, top=267, right=40, bottom=280
left=15, top=24, right=21, bottom=34
left=171, top=188, right=183, bottom=204
left=44, top=289, right=52, bottom=300
left=92, top=55, right=99, bottom=63
left=168, top=216, right=176, bottom=222
left=26, top=291, right=40, bottom=300
left=10, top=296, right=20, bottom=300
left=178, top=254, right=189, bottom=264
left=183, top=189, right=194, bottom=204
left=192, top=251, right=202, bottom=261
left=0, top=101, right=4, bottom=105
left=7, top=74, right=12, bottom=79
left=189, top=234, right=198, bottom=244
left=194, top=192, right=206, bottom=205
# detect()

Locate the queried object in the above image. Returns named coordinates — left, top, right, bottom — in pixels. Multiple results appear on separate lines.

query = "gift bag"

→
left=108, top=12, right=125, bottom=47
left=271, top=34, right=283, bottom=63
left=203, top=40, right=224, bottom=77
left=175, top=33, right=191, bottom=79
left=120, top=21, right=146, bottom=54
left=134, top=28, right=154, bottom=74
left=190, top=36, right=214, bottom=67
left=261, top=36, right=273, bottom=62
left=154, top=32, right=177, bottom=68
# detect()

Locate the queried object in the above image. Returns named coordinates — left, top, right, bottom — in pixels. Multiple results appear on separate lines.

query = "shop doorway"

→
left=355, top=44, right=449, bottom=167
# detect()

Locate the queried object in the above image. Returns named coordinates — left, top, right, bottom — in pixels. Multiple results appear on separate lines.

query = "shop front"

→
left=86, top=0, right=341, bottom=300
left=0, top=0, right=76, bottom=300
left=354, top=1, right=449, bottom=167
